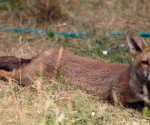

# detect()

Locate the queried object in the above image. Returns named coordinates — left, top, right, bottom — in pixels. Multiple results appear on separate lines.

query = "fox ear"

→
left=126, top=30, right=147, bottom=56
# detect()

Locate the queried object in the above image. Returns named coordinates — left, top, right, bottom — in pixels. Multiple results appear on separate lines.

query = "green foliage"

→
left=34, top=70, right=43, bottom=77
left=0, top=0, right=26, bottom=11
left=73, top=35, right=132, bottom=64
left=9, top=83, right=19, bottom=93
left=95, top=37, right=131, bottom=63
left=46, top=111, right=56, bottom=125
left=142, top=107, right=150, bottom=116
left=46, top=31, right=55, bottom=38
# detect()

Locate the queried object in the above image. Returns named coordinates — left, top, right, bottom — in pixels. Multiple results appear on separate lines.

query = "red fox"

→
left=0, top=56, right=30, bottom=71
left=0, top=30, right=150, bottom=106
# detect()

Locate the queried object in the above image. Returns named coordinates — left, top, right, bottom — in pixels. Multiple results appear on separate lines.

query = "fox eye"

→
left=141, top=61, right=149, bottom=65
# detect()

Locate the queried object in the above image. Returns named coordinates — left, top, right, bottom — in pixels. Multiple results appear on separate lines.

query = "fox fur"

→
left=0, top=30, right=150, bottom=106
left=0, top=56, right=30, bottom=71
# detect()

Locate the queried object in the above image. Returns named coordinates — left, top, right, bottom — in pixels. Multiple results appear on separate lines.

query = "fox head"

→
left=127, top=30, right=150, bottom=81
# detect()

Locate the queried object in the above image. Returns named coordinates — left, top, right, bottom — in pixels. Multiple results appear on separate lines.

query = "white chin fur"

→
left=144, top=71, right=150, bottom=81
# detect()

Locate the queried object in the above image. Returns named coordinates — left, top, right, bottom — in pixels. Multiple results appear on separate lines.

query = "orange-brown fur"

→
left=0, top=30, right=150, bottom=106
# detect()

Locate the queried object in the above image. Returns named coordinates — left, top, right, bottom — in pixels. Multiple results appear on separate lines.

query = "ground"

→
left=0, top=0, right=150, bottom=125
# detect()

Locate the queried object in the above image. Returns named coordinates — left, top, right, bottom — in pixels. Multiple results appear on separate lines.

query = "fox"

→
left=0, top=56, right=30, bottom=71
left=0, top=30, right=150, bottom=106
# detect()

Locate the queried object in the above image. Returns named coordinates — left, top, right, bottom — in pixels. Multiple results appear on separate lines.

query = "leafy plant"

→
left=46, top=111, right=56, bottom=125
left=142, top=107, right=150, bottom=116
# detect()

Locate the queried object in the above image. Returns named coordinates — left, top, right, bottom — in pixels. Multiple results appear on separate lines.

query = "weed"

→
left=46, top=111, right=56, bottom=125
left=142, top=107, right=150, bottom=116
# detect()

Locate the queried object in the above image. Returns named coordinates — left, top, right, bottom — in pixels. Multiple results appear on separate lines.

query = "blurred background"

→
left=0, top=0, right=150, bottom=32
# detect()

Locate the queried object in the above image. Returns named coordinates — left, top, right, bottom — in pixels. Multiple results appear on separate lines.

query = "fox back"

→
left=1, top=30, right=150, bottom=105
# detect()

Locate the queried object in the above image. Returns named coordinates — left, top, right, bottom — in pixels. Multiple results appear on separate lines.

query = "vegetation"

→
left=0, top=0, right=150, bottom=125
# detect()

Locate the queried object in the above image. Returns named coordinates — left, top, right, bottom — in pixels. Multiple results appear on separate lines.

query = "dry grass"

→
left=0, top=78, right=150, bottom=125
left=1, top=0, right=150, bottom=32
left=0, top=0, right=150, bottom=125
